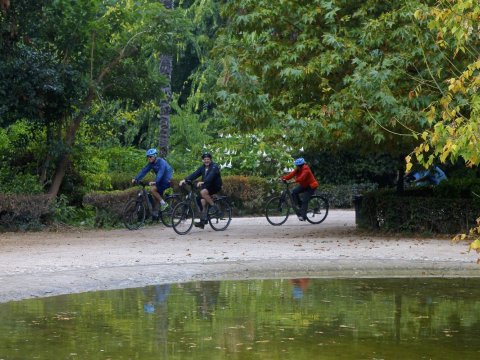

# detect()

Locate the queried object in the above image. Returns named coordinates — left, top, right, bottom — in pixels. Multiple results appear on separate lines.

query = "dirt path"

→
left=0, top=210, right=478, bottom=303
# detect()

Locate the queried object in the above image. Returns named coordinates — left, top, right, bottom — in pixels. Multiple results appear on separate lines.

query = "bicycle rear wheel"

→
left=123, top=199, right=146, bottom=230
left=208, top=198, right=232, bottom=231
left=305, top=195, right=329, bottom=224
left=172, top=202, right=194, bottom=235
left=265, top=196, right=290, bottom=226
left=160, top=195, right=180, bottom=227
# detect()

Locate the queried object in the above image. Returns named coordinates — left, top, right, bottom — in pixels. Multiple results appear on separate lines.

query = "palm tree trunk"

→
left=158, top=0, right=174, bottom=157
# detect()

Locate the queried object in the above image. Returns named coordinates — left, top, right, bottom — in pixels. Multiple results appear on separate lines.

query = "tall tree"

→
left=191, top=0, right=441, bottom=157
left=158, top=0, right=174, bottom=157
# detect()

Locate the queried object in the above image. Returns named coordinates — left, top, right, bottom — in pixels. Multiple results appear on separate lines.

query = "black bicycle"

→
left=265, top=180, right=329, bottom=226
left=171, top=180, right=232, bottom=235
left=122, top=181, right=180, bottom=230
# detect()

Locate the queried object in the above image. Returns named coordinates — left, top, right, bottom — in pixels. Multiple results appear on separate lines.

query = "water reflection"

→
left=1, top=278, right=480, bottom=359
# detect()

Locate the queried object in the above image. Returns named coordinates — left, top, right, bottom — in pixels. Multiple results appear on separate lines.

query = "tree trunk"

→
left=47, top=91, right=94, bottom=199
left=158, top=0, right=174, bottom=157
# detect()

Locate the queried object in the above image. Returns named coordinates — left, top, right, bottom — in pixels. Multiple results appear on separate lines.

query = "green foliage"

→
left=72, top=147, right=112, bottom=193
left=407, top=1, right=480, bottom=170
left=52, top=195, right=96, bottom=227
left=167, top=103, right=213, bottom=174
left=190, top=0, right=435, bottom=158
left=167, top=102, right=294, bottom=177
left=1, top=0, right=193, bottom=198
left=307, top=151, right=401, bottom=185
left=0, top=168, right=44, bottom=195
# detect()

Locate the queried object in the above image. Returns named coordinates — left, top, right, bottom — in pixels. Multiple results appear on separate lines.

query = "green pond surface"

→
left=1, top=277, right=480, bottom=359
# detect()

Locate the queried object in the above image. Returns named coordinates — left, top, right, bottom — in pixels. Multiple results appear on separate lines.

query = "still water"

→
left=1, top=278, right=480, bottom=359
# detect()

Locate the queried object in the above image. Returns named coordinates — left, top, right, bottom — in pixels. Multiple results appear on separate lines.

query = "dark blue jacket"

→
left=135, top=158, right=173, bottom=185
left=186, top=162, right=222, bottom=189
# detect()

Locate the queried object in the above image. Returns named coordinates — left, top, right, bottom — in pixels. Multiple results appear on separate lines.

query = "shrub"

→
left=83, top=188, right=137, bottom=227
left=320, top=183, right=378, bottom=208
left=220, top=176, right=272, bottom=215
left=0, top=194, right=52, bottom=230
left=358, top=189, right=480, bottom=234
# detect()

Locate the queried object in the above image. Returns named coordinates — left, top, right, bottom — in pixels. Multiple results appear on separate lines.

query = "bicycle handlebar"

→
left=133, top=180, right=149, bottom=187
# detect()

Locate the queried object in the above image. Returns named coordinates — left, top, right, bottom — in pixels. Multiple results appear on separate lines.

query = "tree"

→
left=408, top=0, right=480, bottom=171
left=0, top=0, right=191, bottom=198
left=190, top=0, right=443, bottom=168
left=158, top=0, right=174, bottom=157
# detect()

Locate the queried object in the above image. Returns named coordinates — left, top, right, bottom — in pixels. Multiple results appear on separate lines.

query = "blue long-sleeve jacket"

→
left=135, top=158, right=173, bottom=186
left=185, top=162, right=222, bottom=189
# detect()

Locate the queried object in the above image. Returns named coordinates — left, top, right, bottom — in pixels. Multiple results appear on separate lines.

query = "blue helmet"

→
left=146, top=148, right=157, bottom=157
left=294, top=158, right=305, bottom=166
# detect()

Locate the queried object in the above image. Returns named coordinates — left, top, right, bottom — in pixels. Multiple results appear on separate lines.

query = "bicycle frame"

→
left=181, top=180, right=205, bottom=217
left=280, top=180, right=301, bottom=212
left=265, top=180, right=329, bottom=226
left=172, top=180, right=232, bottom=234
left=134, top=182, right=154, bottom=215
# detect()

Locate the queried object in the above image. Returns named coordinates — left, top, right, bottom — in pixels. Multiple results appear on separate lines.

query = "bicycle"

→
left=122, top=181, right=180, bottom=230
left=265, top=180, right=329, bottom=226
left=171, top=179, right=232, bottom=235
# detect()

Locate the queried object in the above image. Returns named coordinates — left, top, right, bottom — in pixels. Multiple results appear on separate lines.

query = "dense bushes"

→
left=0, top=194, right=52, bottom=231
left=83, top=188, right=138, bottom=227
left=357, top=185, right=480, bottom=234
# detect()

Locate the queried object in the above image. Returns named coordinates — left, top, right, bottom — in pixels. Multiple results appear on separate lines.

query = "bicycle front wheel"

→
left=265, top=196, right=290, bottom=226
left=123, top=199, right=146, bottom=230
left=172, top=202, right=194, bottom=235
left=160, top=195, right=180, bottom=227
left=305, top=195, right=329, bottom=224
left=209, top=198, right=232, bottom=231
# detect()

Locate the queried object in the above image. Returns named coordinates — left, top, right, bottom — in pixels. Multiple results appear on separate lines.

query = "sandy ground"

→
left=0, top=210, right=479, bottom=303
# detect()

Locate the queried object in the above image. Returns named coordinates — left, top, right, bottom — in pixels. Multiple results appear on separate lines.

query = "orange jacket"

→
left=282, top=164, right=318, bottom=189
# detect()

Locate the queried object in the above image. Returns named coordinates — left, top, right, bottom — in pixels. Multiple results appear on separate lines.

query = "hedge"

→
left=0, top=194, right=53, bottom=230
left=357, top=189, right=480, bottom=234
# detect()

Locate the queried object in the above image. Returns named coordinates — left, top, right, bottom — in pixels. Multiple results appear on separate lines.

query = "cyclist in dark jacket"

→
left=179, top=152, right=222, bottom=228
left=132, top=148, right=173, bottom=219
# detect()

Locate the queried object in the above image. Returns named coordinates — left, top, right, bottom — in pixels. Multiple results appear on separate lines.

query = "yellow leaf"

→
left=468, top=239, right=480, bottom=252
left=421, top=131, right=429, bottom=140
left=440, top=152, right=449, bottom=163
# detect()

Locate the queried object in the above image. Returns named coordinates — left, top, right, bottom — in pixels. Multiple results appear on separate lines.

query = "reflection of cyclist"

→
left=281, top=158, right=318, bottom=221
left=179, top=152, right=222, bottom=229
left=143, top=284, right=171, bottom=314
left=290, top=278, right=310, bottom=299
left=132, top=148, right=173, bottom=220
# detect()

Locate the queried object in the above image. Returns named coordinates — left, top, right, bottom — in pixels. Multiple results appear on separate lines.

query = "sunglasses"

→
left=147, top=155, right=155, bottom=159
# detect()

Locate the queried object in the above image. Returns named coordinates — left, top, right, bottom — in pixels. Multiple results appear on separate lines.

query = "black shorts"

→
left=204, top=185, right=221, bottom=195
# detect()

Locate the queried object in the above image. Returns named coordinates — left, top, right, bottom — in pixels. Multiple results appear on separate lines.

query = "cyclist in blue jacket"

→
left=132, top=148, right=173, bottom=219
left=179, top=152, right=222, bottom=229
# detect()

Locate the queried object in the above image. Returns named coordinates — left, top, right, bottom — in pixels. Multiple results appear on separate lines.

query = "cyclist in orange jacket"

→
left=281, top=158, right=319, bottom=221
